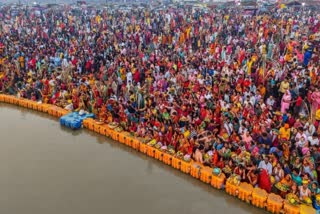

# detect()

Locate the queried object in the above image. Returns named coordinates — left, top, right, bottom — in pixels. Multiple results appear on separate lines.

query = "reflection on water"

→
left=0, top=103, right=265, bottom=214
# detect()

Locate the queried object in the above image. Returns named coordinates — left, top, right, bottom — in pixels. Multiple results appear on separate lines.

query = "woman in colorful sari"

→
left=273, top=162, right=285, bottom=183
left=258, top=168, right=272, bottom=193
left=311, top=88, right=320, bottom=116
left=281, top=90, right=292, bottom=114
left=276, top=174, right=294, bottom=198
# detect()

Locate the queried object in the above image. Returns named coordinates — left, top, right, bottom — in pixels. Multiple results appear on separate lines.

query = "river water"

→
left=0, top=103, right=265, bottom=214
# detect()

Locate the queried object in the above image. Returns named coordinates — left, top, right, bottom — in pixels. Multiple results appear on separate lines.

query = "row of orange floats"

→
left=0, top=94, right=316, bottom=214
left=0, top=94, right=69, bottom=117
left=225, top=180, right=315, bottom=214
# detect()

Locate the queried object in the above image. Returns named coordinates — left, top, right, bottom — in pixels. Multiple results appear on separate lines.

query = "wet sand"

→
left=0, top=103, right=265, bottom=214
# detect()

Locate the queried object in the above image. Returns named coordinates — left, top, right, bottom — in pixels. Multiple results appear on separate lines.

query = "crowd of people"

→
left=0, top=2, right=320, bottom=205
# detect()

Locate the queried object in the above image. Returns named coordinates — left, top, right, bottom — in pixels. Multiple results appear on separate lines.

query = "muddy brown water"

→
left=0, top=103, right=265, bottom=214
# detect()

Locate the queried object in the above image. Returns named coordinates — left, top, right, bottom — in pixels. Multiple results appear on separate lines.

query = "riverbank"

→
left=0, top=94, right=316, bottom=214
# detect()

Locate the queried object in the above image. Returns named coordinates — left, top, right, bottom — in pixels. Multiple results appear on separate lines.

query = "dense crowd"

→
left=0, top=3, right=320, bottom=205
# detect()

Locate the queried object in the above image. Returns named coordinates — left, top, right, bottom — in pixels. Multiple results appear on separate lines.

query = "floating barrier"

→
left=123, top=136, right=140, bottom=150
left=118, top=133, right=127, bottom=144
left=139, top=143, right=148, bottom=154
left=124, top=135, right=133, bottom=147
left=238, top=182, right=253, bottom=203
left=0, top=95, right=54, bottom=114
left=48, top=106, right=65, bottom=117
left=190, top=162, right=201, bottom=179
left=18, top=98, right=28, bottom=108
left=210, top=173, right=225, bottom=190
left=266, top=193, right=283, bottom=214
left=8, top=96, right=18, bottom=105
left=283, top=201, right=300, bottom=214
left=180, top=161, right=191, bottom=174
left=131, top=138, right=140, bottom=150
left=0, top=94, right=317, bottom=214
left=38, top=103, right=52, bottom=113
left=226, top=180, right=239, bottom=197
left=110, top=129, right=120, bottom=141
left=162, top=153, right=172, bottom=165
left=154, top=149, right=163, bottom=161
left=60, top=112, right=95, bottom=130
left=146, top=145, right=155, bottom=158
left=98, top=124, right=108, bottom=136
left=200, top=167, right=212, bottom=184
left=252, top=188, right=268, bottom=209
left=83, top=118, right=95, bottom=131
left=171, top=156, right=181, bottom=170
left=93, top=120, right=117, bottom=135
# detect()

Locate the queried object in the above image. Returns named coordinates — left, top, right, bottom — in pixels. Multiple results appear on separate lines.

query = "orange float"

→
left=171, top=156, right=181, bottom=170
left=32, top=102, right=39, bottom=111
left=190, top=162, right=201, bottom=179
left=225, top=180, right=239, bottom=197
left=252, top=188, right=268, bottom=209
left=93, top=123, right=101, bottom=133
left=139, top=143, right=148, bottom=154
left=200, top=167, right=212, bottom=184
left=36, top=103, right=44, bottom=111
left=154, top=149, right=163, bottom=161
left=7, top=96, right=13, bottom=104
left=118, top=133, right=127, bottom=144
left=57, top=109, right=69, bottom=117
left=39, top=103, right=51, bottom=113
left=210, top=173, right=226, bottom=190
left=26, top=100, right=34, bottom=108
left=83, top=118, right=95, bottom=130
left=131, top=138, right=140, bottom=150
left=82, top=118, right=92, bottom=129
left=283, top=201, right=300, bottom=214
left=238, top=182, right=253, bottom=203
left=3, top=94, right=10, bottom=103
left=109, top=129, right=120, bottom=141
left=266, top=193, right=283, bottom=214
left=99, top=124, right=108, bottom=136
left=180, top=161, right=191, bottom=174
left=162, top=153, right=172, bottom=165
left=124, top=136, right=133, bottom=147
left=47, top=106, right=62, bottom=117
left=27, top=100, right=34, bottom=109
left=146, top=145, right=155, bottom=157
left=18, top=98, right=28, bottom=108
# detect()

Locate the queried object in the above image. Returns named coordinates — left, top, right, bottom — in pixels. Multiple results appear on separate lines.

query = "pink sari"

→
left=281, top=92, right=291, bottom=113
left=311, top=91, right=320, bottom=113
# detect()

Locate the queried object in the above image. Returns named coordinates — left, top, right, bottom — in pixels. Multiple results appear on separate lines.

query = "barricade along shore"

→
left=0, top=94, right=316, bottom=214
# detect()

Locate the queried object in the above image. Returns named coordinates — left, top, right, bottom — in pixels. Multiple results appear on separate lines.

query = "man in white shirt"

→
left=205, top=92, right=212, bottom=100
left=304, top=123, right=316, bottom=137
left=266, top=96, right=275, bottom=108
left=126, top=70, right=132, bottom=85
left=308, top=134, right=319, bottom=146
left=249, top=93, right=256, bottom=106
left=295, top=127, right=308, bottom=143
left=258, top=156, right=273, bottom=175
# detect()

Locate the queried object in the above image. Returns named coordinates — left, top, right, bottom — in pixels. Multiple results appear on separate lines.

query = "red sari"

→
left=258, top=169, right=272, bottom=193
